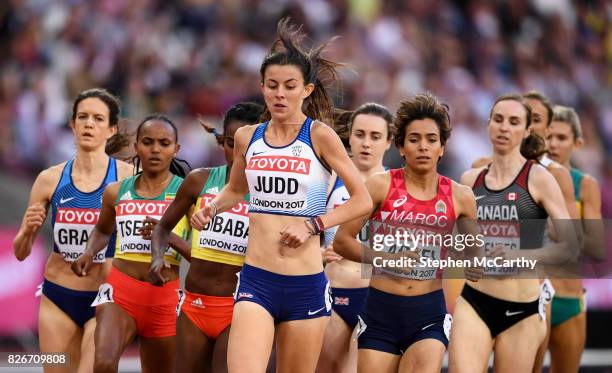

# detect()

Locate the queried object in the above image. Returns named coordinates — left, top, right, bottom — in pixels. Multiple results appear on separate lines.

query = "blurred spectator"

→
left=0, top=0, right=609, bottom=182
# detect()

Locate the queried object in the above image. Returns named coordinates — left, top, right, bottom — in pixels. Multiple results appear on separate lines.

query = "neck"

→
left=490, top=149, right=525, bottom=178
left=403, top=166, right=438, bottom=191
left=138, top=171, right=173, bottom=192
left=562, top=160, right=572, bottom=170
left=73, top=149, right=109, bottom=175
left=270, top=112, right=307, bottom=130
left=357, top=162, right=385, bottom=181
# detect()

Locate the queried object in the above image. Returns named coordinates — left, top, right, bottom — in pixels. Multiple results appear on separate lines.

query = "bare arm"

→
left=13, top=168, right=57, bottom=261
left=150, top=169, right=209, bottom=276
left=451, top=182, right=484, bottom=282
left=72, top=183, right=119, bottom=276
left=191, top=126, right=253, bottom=230
left=581, top=175, right=604, bottom=261
left=523, top=166, right=578, bottom=265
left=314, top=122, right=373, bottom=229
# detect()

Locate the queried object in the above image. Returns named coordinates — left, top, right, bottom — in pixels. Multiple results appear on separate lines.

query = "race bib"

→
left=91, top=283, right=114, bottom=307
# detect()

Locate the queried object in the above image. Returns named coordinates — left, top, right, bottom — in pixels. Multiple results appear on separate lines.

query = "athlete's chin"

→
left=76, top=141, right=104, bottom=152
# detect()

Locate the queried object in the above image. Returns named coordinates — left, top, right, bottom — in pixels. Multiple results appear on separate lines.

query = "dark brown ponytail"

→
left=259, top=18, right=343, bottom=124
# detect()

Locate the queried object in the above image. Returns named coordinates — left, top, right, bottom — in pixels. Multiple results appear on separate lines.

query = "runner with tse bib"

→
left=73, top=115, right=191, bottom=373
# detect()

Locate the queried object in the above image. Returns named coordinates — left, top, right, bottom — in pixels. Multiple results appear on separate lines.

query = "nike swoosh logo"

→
left=308, top=307, right=326, bottom=316
left=341, top=197, right=349, bottom=202
left=505, top=310, right=524, bottom=317
left=253, top=151, right=266, bottom=156
left=60, top=197, right=75, bottom=204
left=475, top=195, right=485, bottom=200
left=421, top=323, right=436, bottom=331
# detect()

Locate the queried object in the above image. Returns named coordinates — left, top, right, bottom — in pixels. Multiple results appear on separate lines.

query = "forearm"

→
left=168, top=233, right=192, bottom=262
left=582, top=221, right=604, bottom=261
left=335, top=234, right=383, bottom=265
left=151, top=224, right=172, bottom=262
left=321, top=195, right=372, bottom=230
left=13, top=230, right=35, bottom=261
left=212, top=185, right=246, bottom=214
left=84, top=228, right=111, bottom=256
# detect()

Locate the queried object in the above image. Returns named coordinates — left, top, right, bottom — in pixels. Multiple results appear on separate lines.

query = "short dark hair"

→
left=350, top=103, right=393, bottom=140
left=394, top=93, right=451, bottom=148
left=223, top=102, right=264, bottom=132
left=523, top=90, right=553, bottom=127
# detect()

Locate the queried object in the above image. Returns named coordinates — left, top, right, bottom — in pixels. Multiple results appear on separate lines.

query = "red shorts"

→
left=178, top=290, right=234, bottom=339
left=106, top=266, right=180, bottom=338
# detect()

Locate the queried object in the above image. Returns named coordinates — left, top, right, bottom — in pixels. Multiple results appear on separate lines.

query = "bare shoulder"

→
left=452, top=180, right=475, bottom=203
left=366, top=170, right=391, bottom=202
left=451, top=180, right=477, bottom=218
left=529, top=163, right=557, bottom=189
left=471, top=156, right=492, bottom=169
left=36, top=162, right=66, bottom=190
left=460, top=167, right=484, bottom=187
left=235, top=123, right=260, bottom=141
left=103, top=181, right=122, bottom=199
left=116, top=159, right=134, bottom=180
left=546, top=161, right=571, bottom=179
left=581, top=174, right=600, bottom=193
left=310, top=120, right=338, bottom=144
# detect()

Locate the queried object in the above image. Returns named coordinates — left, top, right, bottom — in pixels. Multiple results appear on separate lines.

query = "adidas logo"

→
left=120, top=191, right=132, bottom=201
left=191, top=297, right=205, bottom=308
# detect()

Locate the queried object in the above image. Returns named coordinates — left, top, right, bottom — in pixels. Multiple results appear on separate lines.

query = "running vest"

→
left=114, top=174, right=188, bottom=265
left=191, top=165, right=249, bottom=267
left=472, top=161, right=548, bottom=275
left=245, top=118, right=331, bottom=217
left=51, top=158, right=117, bottom=263
left=570, top=167, right=584, bottom=217
left=371, top=169, right=456, bottom=280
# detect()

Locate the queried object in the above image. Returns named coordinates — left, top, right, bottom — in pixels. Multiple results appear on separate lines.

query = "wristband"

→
left=304, top=219, right=316, bottom=235
left=210, top=200, right=218, bottom=218
left=308, top=216, right=325, bottom=235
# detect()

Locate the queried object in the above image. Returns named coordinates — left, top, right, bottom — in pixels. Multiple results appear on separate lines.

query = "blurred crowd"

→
left=0, top=0, right=610, bottom=208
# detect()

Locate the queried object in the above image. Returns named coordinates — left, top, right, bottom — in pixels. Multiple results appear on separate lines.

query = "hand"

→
left=149, top=257, right=170, bottom=286
left=138, top=216, right=159, bottom=240
left=190, top=202, right=216, bottom=231
left=489, top=245, right=516, bottom=261
left=323, top=245, right=343, bottom=263
left=23, top=203, right=46, bottom=234
left=72, top=252, right=94, bottom=277
left=279, top=221, right=312, bottom=248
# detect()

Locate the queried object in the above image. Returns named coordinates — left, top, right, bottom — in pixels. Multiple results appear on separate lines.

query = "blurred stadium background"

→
left=0, top=0, right=610, bottom=371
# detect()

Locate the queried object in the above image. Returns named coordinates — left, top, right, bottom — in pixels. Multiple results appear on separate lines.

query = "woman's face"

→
left=349, top=113, right=390, bottom=171
left=525, top=98, right=549, bottom=139
left=223, top=120, right=246, bottom=165
left=547, top=120, right=579, bottom=165
left=135, top=120, right=179, bottom=174
left=71, top=97, right=116, bottom=151
left=488, top=99, right=529, bottom=155
left=261, top=64, right=314, bottom=122
left=399, top=118, right=444, bottom=173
